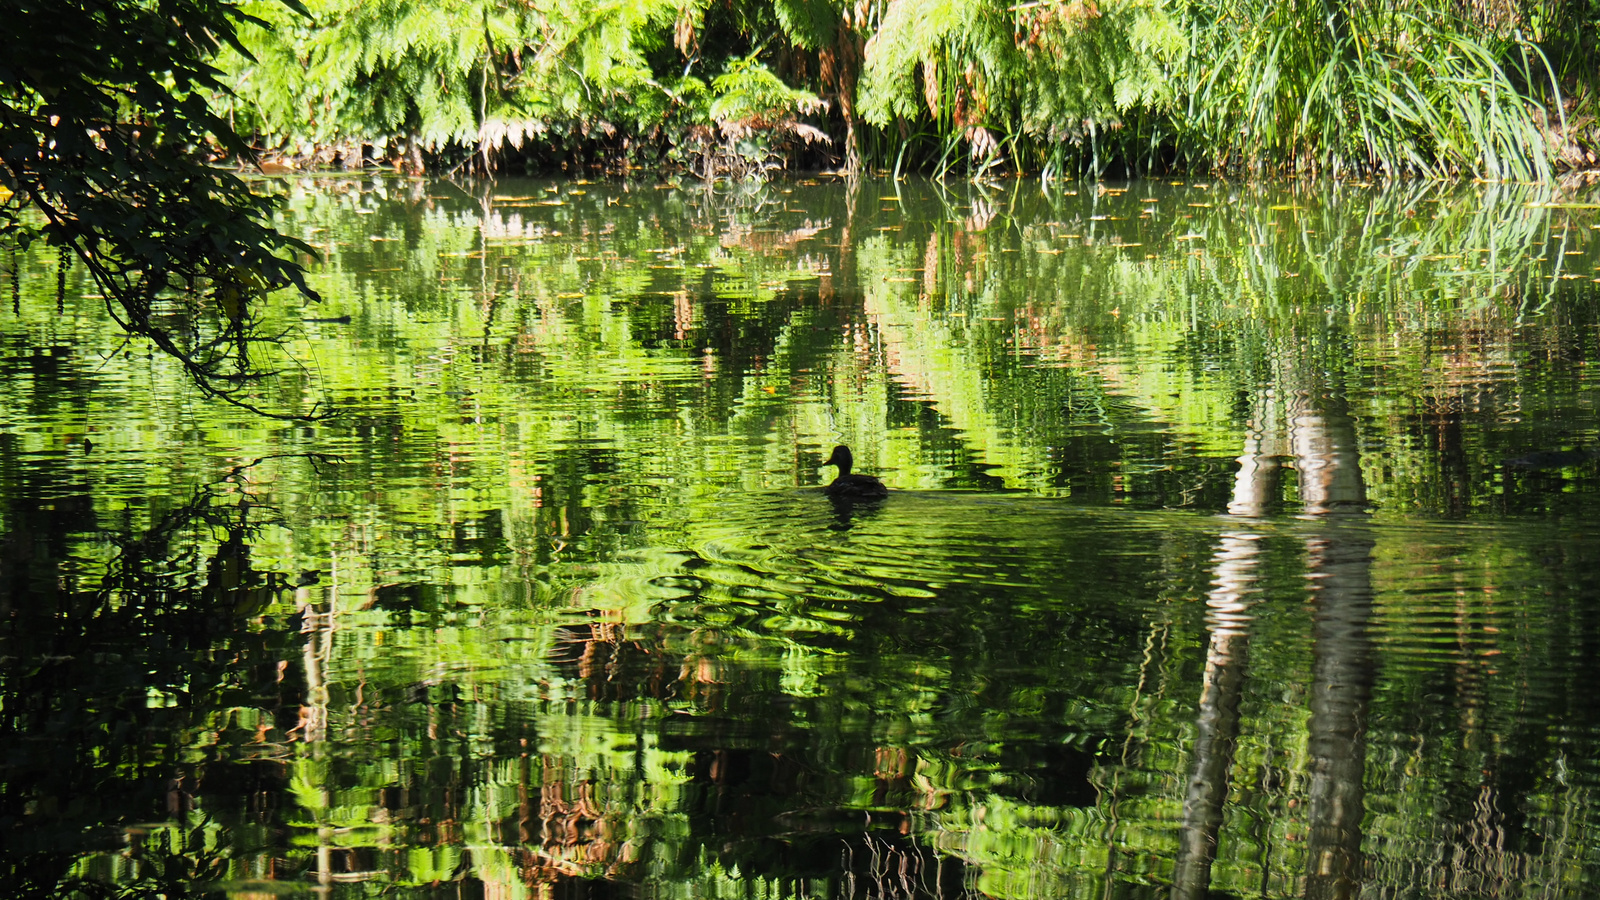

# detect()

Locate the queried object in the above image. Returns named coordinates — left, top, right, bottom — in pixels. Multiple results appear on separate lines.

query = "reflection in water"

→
left=1303, top=521, right=1375, bottom=900
left=3, top=177, right=1600, bottom=898
left=0, top=459, right=305, bottom=897
left=827, top=490, right=887, bottom=530
left=1297, top=394, right=1373, bottom=900
left=1170, top=530, right=1260, bottom=900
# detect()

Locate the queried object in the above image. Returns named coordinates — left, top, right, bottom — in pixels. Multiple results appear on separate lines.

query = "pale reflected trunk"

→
left=299, top=583, right=331, bottom=745
left=1175, top=385, right=1376, bottom=900
left=1170, top=531, right=1261, bottom=900
left=1229, top=389, right=1284, bottom=518
left=1172, top=388, right=1279, bottom=899
left=297, top=580, right=334, bottom=893
left=1290, top=393, right=1365, bottom=516
left=1290, top=393, right=1374, bottom=900
left=821, top=176, right=862, bottom=303
left=1302, top=522, right=1374, bottom=900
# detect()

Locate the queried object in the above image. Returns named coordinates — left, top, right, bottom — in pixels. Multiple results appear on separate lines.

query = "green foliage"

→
left=208, top=0, right=1599, bottom=178
left=858, top=0, right=1186, bottom=174
left=858, top=0, right=1018, bottom=134
left=223, top=0, right=683, bottom=168
left=1019, top=0, right=1185, bottom=120
left=0, top=0, right=322, bottom=416
left=710, top=55, right=825, bottom=126
left=1017, top=0, right=1185, bottom=175
left=686, top=56, right=829, bottom=178
left=223, top=0, right=827, bottom=174
left=1176, top=0, right=1556, bottom=178
left=772, top=0, right=841, bottom=50
left=852, top=0, right=1574, bottom=178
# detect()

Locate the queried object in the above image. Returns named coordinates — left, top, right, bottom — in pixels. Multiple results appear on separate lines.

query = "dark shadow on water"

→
left=828, top=491, right=887, bottom=529
left=0, top=457, right=323, bottom=899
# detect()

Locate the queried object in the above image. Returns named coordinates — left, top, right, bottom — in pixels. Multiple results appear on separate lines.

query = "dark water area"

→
left=4, top=175, right=1600, bottom=898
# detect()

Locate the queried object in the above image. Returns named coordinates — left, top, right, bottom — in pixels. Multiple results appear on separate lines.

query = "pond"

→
left=4, top=175, right=1600, bottom=899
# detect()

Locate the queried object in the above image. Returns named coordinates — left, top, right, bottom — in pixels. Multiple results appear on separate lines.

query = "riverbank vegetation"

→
left=219, top=0, right=1600, bottom=180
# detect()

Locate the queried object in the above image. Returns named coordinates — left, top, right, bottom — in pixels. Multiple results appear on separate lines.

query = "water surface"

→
left=4, top=176, right=1600, bottom=898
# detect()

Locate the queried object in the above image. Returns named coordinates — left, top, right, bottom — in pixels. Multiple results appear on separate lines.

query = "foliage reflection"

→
left=2, top=177, right=1600, bottom=899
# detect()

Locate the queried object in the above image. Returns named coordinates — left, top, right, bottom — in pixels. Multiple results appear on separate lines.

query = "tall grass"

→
left=854, top=0, right=1568, bottom=179
left=1176, top=0, right=1555, bottom=178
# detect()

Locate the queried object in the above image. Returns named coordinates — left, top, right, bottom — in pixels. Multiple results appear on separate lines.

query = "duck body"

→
left=823, top=445, right=889, bottom=499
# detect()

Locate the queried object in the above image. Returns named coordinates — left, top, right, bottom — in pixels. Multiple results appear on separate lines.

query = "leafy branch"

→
left=0, top=0, right=330, bottom=419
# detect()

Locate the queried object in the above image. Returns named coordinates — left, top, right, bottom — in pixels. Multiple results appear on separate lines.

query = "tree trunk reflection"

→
left=1174, top=384, right=1375, bottom=900
left=1170, top=531, right=1260, bottom=900
left=1292, top=393, right=1374, bottom=900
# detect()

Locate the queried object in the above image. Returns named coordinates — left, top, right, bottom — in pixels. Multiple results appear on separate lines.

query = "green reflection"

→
left=3, top=177, right=1600, bottom=899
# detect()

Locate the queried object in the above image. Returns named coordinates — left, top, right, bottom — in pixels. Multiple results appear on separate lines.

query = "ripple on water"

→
left=637, top=489, right=1208, bottom=653
left=613, top=501, right=1600, bottom=892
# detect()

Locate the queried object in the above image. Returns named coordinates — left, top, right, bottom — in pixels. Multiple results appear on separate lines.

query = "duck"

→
left=822, top=444, right=889, bottom=499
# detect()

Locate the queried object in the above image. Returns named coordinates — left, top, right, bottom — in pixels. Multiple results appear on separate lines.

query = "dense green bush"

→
left=7, top=0, right=1597, bottom=185
left=213, top=0, right=1600, bottom=177
left=220, top=0, right=829, bottom=175
left=850, top=0, right=1594, bottom=179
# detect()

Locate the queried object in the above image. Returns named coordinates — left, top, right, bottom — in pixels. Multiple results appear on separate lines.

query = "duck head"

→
left=823, top=444, right=854, bottom=476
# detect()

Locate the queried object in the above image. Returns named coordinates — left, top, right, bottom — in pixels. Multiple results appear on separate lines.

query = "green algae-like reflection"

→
left=4, top=176, right=1600, bottom=898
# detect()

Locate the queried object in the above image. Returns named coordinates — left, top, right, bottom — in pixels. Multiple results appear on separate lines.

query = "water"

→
left=3, top=176, right=1600, bottom=898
